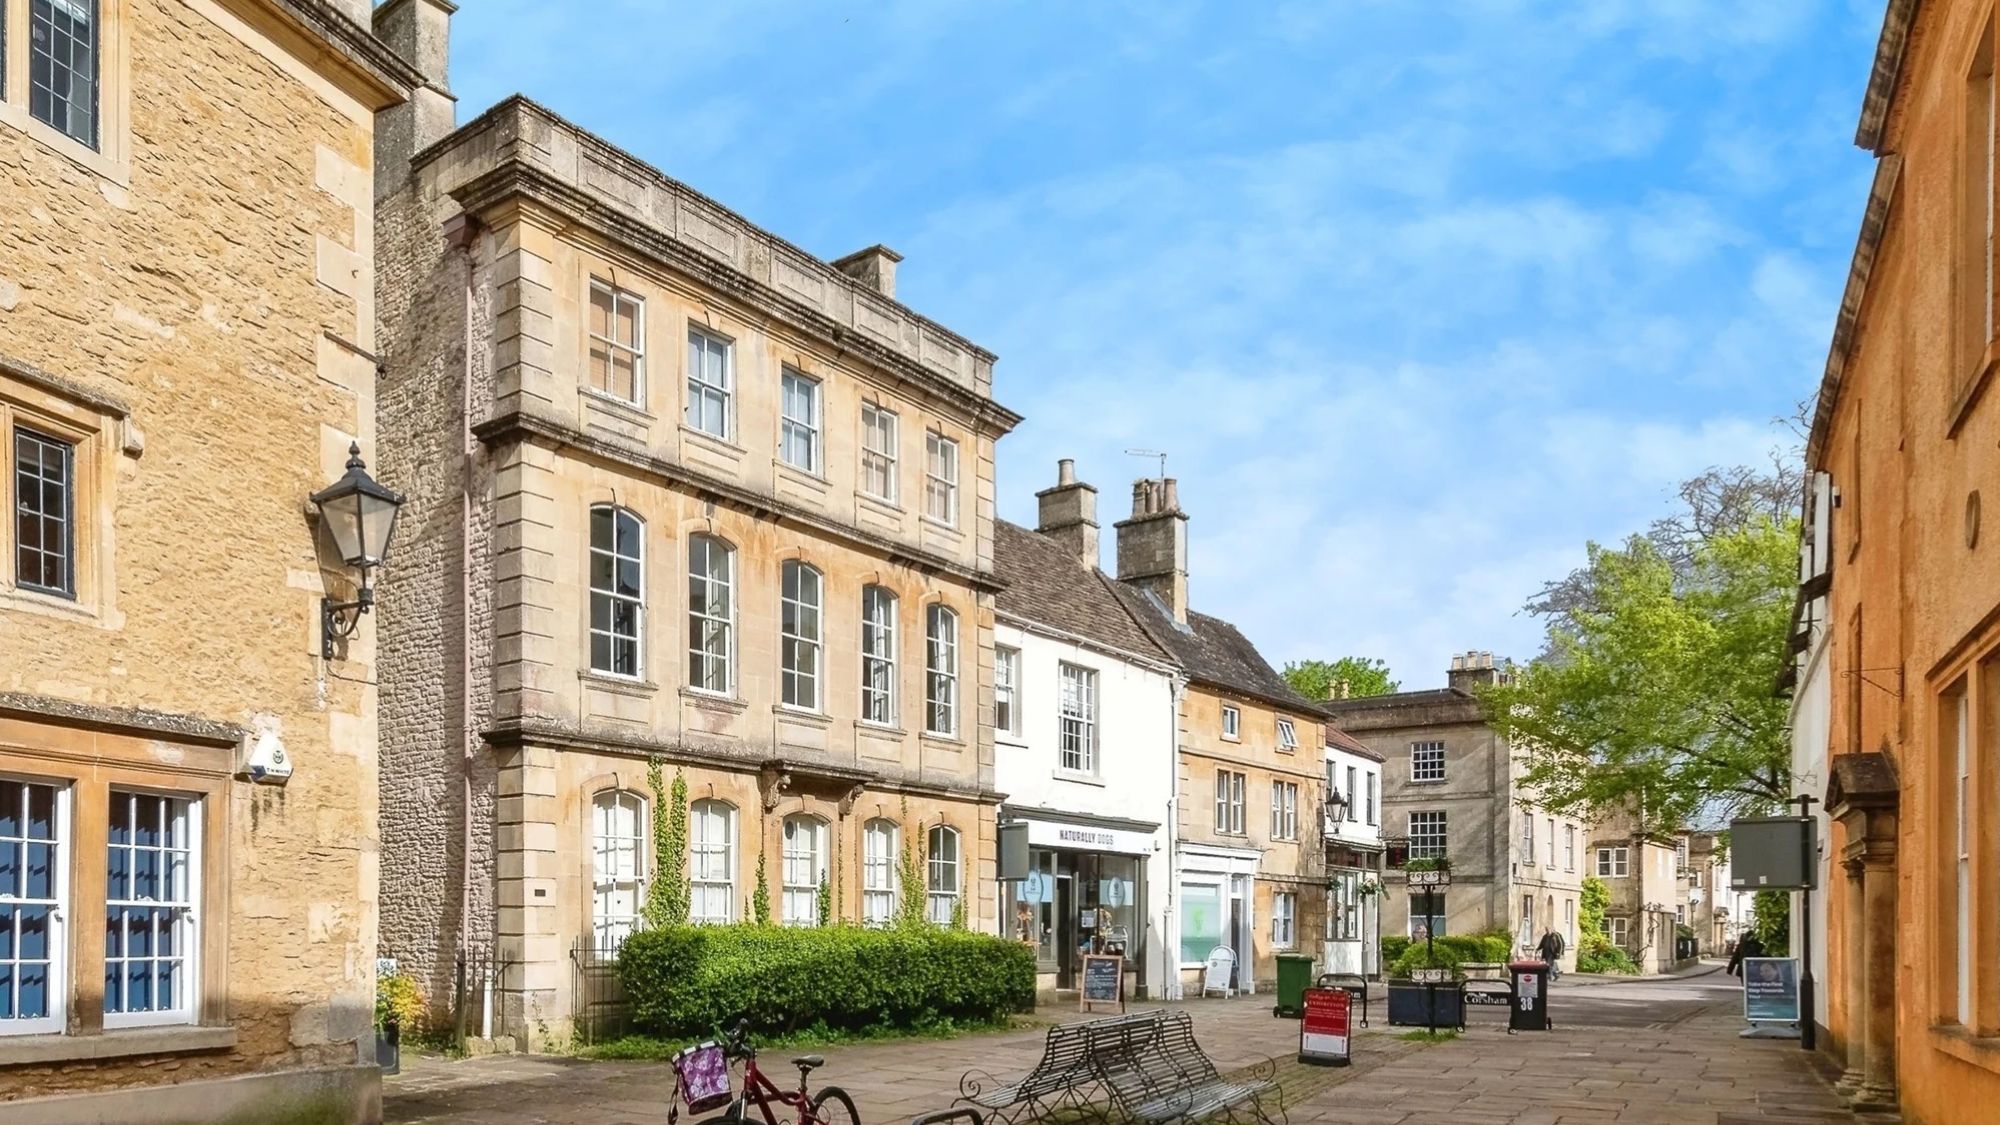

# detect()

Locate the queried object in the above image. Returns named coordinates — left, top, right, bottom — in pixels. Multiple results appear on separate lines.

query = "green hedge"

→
left=1387, top=930, right=1513, bottom=980
left=618, top=925, right=1036, bottom=1038
left=1381, top=935, right=1411, bottom=965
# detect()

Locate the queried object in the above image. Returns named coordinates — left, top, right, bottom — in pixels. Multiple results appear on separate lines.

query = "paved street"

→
left=384, top=964, right=1860, bottom=1125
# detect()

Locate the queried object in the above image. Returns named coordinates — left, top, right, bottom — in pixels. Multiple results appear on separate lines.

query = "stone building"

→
left=1325, top=653, right=1586, bottom=971
left=1791, top=0, right=2000, bottom=1116
left=1681, top=831, right=1726, bottom=955
left=992, top=463, right=1179, bottom=1000
left=0, top=0, right=413, bottom=1121
left=1105, top=479, right=1327, bottom=994
left=370, top=2, right=1018, bottom=1047
left=1585, top=805, right=1680, bottom=973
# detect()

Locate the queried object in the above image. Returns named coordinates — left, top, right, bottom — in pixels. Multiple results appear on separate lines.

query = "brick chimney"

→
left=832, top=245, right=903, bottom=299
left=1446, top=650, right=1502, bottom=692
left=1036, top=459, right=1099, bottom=569
left=373, top=0, right=459, bottom=194
left=1116, top=477, right=1189, bottom=625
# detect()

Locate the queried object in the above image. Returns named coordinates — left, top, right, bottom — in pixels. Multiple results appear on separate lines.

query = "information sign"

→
left=1080, top=954, right=1125, bottom=1013
left=1298, top=987, right=1352, bottom=1066
left=1743, top=958, right=1800, bottom=1024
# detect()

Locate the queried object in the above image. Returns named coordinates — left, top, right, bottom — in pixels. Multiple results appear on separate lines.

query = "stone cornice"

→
left=1855, top=0, right=1921, bottom=154
left=1806, top=155, right=1901, bottom=471
left=471, top=408, right=1006, bottom=594
left=420, top=96, right=1021, bottom=435
left=219, top=0, right=421, bottom=108
left=481, top=717, right=1005, bottom=803
left=0, top=352, right=131, bottom=417
left=0, top=692, right=244, bottom=747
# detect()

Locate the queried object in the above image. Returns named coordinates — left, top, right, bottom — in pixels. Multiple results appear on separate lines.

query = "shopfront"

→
left=1000, top=813, right=1156, bottom=994
left=1176, top=841, right=1262, bottom=994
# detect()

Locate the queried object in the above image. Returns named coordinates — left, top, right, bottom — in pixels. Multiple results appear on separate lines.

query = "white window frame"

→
left=0, top=777, right=67, bottom=1036
left=685, top=326, right=733, bottom=439
left=1408, top=810, right=1447, bottom=860
left=1609, top=916, right=1629, bottom=947
left=925, top=604, right=958, bottom=737
left=780, top=560, right=823, bottom=711
left=1272, top=891, right=1296, bottom=949
left=994, top=645, right=1021, bottom=737
left=779, top=368, right=821, bottom=473
left=1564, top=898, right=1576, bottom=945
left=689, top=799, right=736, bottom=925
left=1221, top=705, right=1240, bottom=739
left=924, top=431, right=958, bottom=525
left=1521, top=812, right=1535, bottom=865
left=1277, top=718, right=1298, bottom=751
left=1058, top=662, right=1098, bottom=773
left=588, top=790, right=647, bottom=955
left=781, top=815, right=826, bottom=927
left=586, top=279, right=645, bottom=406
left=860, top=402, right=898, bottom=503
left=1411, top=740, right=1445, bottom=783
left=1214, top=769, right=1246, bottom=835
left=687, top=535, right=735, bottom=695
left=1270, top=781, right=1298, bottom=840
left=1345, top=766, right=1358, bottom=823
left=1365, top=772, right=1377, bottom=825
left=862, top=818, right=899, bottom=926
left=1565, top=824, right=1576, bottom=871
left=860, top=586, right=898, bottom=726
left=1328, top=870, right=1362, bottom=942
left=926, top=825, right=961, bottom=923
left=1596, top=846, right=1630, bottom=878
left=588, top=504, right=644, bottom=680
left=102, top=790, right=200, bottom=1029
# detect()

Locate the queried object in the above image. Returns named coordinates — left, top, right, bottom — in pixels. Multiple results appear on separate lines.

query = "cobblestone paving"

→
left=385, top=970, right=1864, bottom=1125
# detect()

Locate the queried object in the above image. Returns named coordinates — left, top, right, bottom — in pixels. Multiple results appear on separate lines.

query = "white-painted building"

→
left=1783, top=469, right=1835, bottom=1039
left=992, top=478, right=1181, bottom=999
left=1323, top=725, right=1386, bottom=977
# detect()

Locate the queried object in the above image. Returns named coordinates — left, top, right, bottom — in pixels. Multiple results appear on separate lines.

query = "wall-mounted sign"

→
left=1025, top=818, right=1156, bottom=855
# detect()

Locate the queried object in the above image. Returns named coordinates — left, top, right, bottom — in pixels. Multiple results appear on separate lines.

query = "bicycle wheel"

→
left=809, top=1085, right=860, bottom=1125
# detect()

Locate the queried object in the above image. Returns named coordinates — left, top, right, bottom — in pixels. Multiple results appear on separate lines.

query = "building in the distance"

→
left=992, top=463, right=1180, bottom=1000
left=1587, top=805, right=1681, bottom=973
left=1105, top=479, right=1326, bottom=995
left=0, top=0, right=414, bottom=1119
left=1322, top=725, right=1385, bottom=977
left=1681, top=831, right=1727, bottom=956
left=1325, top=652, right=1585, bottom=971
left=371, top=1, right=1019, bottom=1048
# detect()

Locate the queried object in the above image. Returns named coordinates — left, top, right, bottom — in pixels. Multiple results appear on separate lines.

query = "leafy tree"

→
left=1751, top=890, right=1791, bottom=955
left=1574, top=876, right=1638, bottom=974
left=1282, top=657, right=1399, bottom=701
left=641, top=761, right=689, bottom=929
left=1484, top=515, right=1797, bottom=829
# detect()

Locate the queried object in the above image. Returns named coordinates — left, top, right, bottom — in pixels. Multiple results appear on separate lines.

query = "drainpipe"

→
left=1161, top=673, right=1186, bottom=1000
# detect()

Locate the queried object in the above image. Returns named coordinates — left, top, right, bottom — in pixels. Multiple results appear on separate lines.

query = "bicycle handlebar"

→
left=724, top=1018, right=754, bottom=1057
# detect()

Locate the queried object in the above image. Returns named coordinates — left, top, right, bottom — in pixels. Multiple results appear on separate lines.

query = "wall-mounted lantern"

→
left=311, top=442, right=404, bottom=660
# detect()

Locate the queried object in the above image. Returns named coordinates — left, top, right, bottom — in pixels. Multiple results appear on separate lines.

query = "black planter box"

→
left=376, top=1021, right=400, bottom=1075
left=1385, top=982, right=1464, bottom=1028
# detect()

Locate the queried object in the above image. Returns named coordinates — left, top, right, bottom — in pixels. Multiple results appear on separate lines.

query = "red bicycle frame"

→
left=728, top=1053, right=813, bottom=1125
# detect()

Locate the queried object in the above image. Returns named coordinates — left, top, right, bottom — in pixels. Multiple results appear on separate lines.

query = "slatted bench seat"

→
left=1093, top=1011, right=1279, bottom=1125
left=958, top=1012, right=1158, bottom=1124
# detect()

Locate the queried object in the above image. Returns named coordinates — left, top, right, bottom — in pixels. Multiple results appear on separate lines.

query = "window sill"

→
left=1408, top=778, right=1446, bottom=785
left=0, top=1024, right=236, bottom=1066
left=0, top=584, right=98, bottom=624
left=920, top=514, right=962, bottom=536
left=1052, top=769, right=1106, bottom=788
left=774, top=459, right=830, bottom=491
left=921, top=731, right=967, bottom=748
left=680, top=687, right=747, bottom=714
left=858, top=491, right=903, bottom=515
left=1931, top=1023, right=2000, bottom=1072
left=0, top=102, right=131, bottom=189
left=580, top=387, right=655, bottom=424
left=580, top=670, right=658, bottom=696
left=679, top=424, right=745, bottom=458
left=774, top=705, right=832, bottom=728
left=855, top=720, right=907, bottom=738
left=995, top=732, right=1029, bottom=748
left=1220, top=734, right=1241, bottom=744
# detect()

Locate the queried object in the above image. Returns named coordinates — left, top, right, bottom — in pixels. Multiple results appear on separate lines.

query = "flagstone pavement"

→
left=384, top=967, right=1868, bottom=1125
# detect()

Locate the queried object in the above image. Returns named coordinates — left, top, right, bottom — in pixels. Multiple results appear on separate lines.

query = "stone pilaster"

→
left=1836, top=857, right=1865, bottom=1094
left=495, top=743, right=564, bottom=1047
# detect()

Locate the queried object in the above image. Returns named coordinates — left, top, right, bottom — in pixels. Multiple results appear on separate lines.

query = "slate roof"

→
left=1323, top=723, right=1385, bottom=763
left=1112, top=584, right=1320, bottom=715
left=993, top=521, right=1172, bottom=663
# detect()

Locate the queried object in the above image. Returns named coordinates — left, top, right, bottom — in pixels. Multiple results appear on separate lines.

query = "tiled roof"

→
left=1323, top=723, right=1385, bottom=763
left=993, top=522, right=1172, bottom=663
left=1113, top=585, right=1319, bottom=714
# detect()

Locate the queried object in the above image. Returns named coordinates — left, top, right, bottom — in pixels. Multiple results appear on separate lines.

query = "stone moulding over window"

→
left=0, top=355, right=131, bottom=620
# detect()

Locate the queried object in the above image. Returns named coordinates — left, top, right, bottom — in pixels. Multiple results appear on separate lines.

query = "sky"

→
left=446, top=0, right=1884, bottom=693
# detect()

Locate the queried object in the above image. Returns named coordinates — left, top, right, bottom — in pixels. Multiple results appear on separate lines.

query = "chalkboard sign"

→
left=1080, top=954, right=1125, bottom=1013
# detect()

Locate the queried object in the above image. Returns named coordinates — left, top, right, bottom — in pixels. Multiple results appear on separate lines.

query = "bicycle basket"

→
left=673, top=1041, right=732, bottom=1112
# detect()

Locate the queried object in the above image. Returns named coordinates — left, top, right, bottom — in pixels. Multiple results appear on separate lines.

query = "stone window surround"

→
left=0, top=0, right=130, bottom=185
left=1928, top=627, right=2000, bottom=1048
left=0, top=708, right=231, bottom=1065
left=0, top=357, right=128, bottom=623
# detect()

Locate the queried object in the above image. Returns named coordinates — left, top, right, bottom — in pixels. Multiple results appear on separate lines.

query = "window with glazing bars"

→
left=925, top=605, right=957, bottom=735
left=687, top=536, right=734, bottom=693
left=1411, top=740, right=1445, bottom=782
left=14, top=427, right=74, bottom=597
left=993, top=645, right=1019, bottom=736
left=1408, top=810, right=1447, bottom=859
left=104, top=791, right=197, bottom=1024
left=685, top=328, right=732, bottom=438
left=0, top=779, right=63, bottom=1035
left=860, top=403, right=898, bottom=502
left=924, top=432, right=957, bottom=524
left=30, top=0, right=99, bottom=148
left=588, top=506, right=643, bottom=677
left=587, top=281, right=644, bottom=403
left=1058, top=662, right=1096, bottom=772
left=779, top=369, right=820, bottom=473
left=1214, top=770, right=1245, bottom=834
left=1270, top=781, right=1298, bottom=840
left=780, top=561, right=822, bottom=710
left=860, top=587, right=897, bottom=725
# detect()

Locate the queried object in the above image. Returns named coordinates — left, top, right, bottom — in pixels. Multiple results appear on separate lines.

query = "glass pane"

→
left=126, top=959, right=150, bottom=1012
left=590, top=285, right=612, bottom=336
left=0, top=785, right=17, bottom=837
left=108, top=791, right=129, bottom=845
left=134, top=797, right=159, bottom=849
left=18, top=962, right=45, bottom=1019
left=591, top=506, right=613, bottom=551
left=590, top=550, right=614, bottom=595
left=26, top=785, right=53, bottom=840
left=0, top=967, right=10, bottom=1019
left=18, top=906, right=47, bottom=960
left=590, top=633, right=612, bottom=673
left=616, top=557, right=641, bottom=600
left=25, top=842, right=52, bottom=898
left=135, top=849, right=158, bottom=900
left=0, top=842, right=17, bottom=898
left=614, top=296, right=638, bottom=346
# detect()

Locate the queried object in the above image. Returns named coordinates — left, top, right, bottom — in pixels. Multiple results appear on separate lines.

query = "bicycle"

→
left=668, top=1019, right=860, bottom=1125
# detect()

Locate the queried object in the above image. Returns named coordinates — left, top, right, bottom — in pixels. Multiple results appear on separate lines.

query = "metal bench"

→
left=1315, top=972, right=1370, bottom=1029
left=957, top=1012, right=1156, bottom=1125
left=1093, top=1010, right=1281, bottom=1125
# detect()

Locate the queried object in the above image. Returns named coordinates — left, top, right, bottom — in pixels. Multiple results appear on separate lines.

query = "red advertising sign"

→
left=1298, top=987, right=1352, bottom=1067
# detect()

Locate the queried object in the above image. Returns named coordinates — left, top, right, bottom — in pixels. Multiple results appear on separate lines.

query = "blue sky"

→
left=447, top=0, right=1882, bottom=692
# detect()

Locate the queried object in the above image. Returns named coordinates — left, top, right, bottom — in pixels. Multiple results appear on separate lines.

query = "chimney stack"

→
left=374, top=0, right=460, bottom=195
left=1036, top=459, right=1100, bottom=569
left=1116, top=476, right=1189, bottom=625
left=1447, top=649, right=1503, bottom=692
left=832, top=245, right=903, bottom=299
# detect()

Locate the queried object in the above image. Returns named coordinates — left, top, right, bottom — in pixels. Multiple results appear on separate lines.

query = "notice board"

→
left=1298, top=987, right=1352, bottom=1066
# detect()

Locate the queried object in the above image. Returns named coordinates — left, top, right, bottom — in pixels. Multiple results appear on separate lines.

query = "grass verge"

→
left=1395, top=1029, right=1461, bottom=1043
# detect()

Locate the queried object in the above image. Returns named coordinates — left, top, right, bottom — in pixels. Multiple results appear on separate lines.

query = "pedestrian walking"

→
left=1727, top=932, right=1765, bottom=978
left=1537, top=927, right=1566, bottom=979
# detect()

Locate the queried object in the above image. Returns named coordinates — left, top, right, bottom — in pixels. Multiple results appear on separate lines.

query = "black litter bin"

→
left=1507, top=959, right=1552, bottom=1032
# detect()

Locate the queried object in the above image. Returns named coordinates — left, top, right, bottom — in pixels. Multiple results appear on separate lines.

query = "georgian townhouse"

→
left=0, top=0, right=414, bottom=1119
left=369, top=3, right=1018, bottom=1048
left=1322, top=724, right=1385, bottom=977
left=992, top=462, right=1180, bottom=1000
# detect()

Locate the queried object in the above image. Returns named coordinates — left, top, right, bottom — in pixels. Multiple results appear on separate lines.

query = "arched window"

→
left=590, top=790, right=647, bottom=953
left=780, top=815, right=828, bottom=926
left=862, top=818, right=900, bottom=926
left=924, top=604, right=958, bottom=736
left=689, top=800, right=737, bottom=925
left=926, top=825, right=960, bottom=924
left=589, top=505, right=643, bottom=678
left=688, top=535, right=734, bottom=694
left=780, top=561, right=823, bottom=711
left=860, top=586, right=897, bottom=725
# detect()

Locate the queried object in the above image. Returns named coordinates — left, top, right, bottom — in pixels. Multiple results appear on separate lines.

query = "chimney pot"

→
left=1058, top=458, right=1076, bottom=486
left=1036, top=458, right=1099, bottom=569
left=1115, top=474, right=1190, bottom=625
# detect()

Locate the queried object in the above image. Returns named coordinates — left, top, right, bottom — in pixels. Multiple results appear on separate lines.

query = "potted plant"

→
left=1385, top=938, right=1467, bottom=1027
left=375, top=971, right=423, bottom=1074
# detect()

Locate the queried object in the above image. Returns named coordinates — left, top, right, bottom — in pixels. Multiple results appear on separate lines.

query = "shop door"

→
left=1055, top=871, right=1076, bottom=990
left=1228, top=877, right=1248, bottom=989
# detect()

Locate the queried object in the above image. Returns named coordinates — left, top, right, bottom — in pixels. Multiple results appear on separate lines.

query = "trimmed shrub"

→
left=1381, top=935, right=1411, bottom=965
left=619, top=924, right=1035, bottom=1038
left=1388, top=930, right=1512, bottom=980
left=1576, top=942, right=1640, bottom=975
